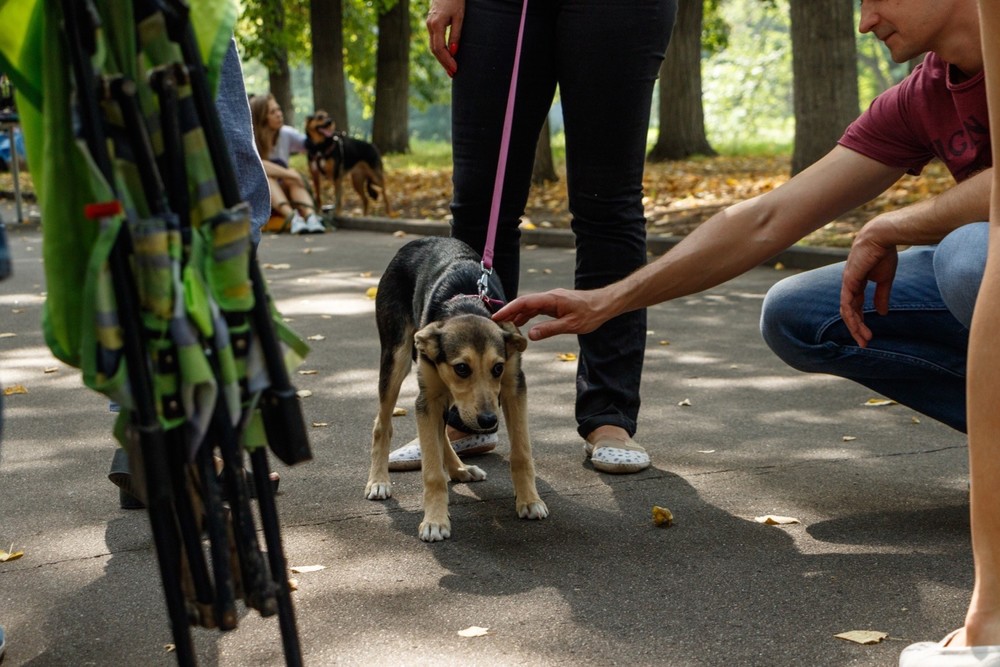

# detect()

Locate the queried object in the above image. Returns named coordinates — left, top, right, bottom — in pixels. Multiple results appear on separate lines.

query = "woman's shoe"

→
left=899, top=629, right=1000, bottom=666
left=387, top=432, right=498, bottom=472
left=584, top=437, right=650, bottom=474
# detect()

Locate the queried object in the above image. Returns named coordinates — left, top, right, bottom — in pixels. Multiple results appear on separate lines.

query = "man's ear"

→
left=414, top=321, right=445, bottom=359
left=499, top=321, right=527, bottom=354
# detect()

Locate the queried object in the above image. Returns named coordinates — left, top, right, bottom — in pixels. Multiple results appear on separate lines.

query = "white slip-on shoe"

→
left=387, top=432, right=499, bottom=472
left=900, top=629, right=1000, bottom=666
left=583, top=437, right=650, bottom=474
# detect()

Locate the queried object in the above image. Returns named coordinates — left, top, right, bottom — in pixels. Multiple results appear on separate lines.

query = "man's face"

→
left=858, top=0, right=947, bottom=63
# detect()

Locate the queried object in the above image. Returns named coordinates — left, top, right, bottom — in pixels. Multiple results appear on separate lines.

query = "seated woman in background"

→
left=249, top=93, right=325, bottom=234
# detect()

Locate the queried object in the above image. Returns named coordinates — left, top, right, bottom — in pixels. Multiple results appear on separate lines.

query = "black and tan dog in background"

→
left=365, top=237, right=548, bottom=542
left=304, top=110, right=392, bottom=217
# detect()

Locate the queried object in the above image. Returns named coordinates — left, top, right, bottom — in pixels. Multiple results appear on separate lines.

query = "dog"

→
left=364, top=237, right=548, bottom=542
left=304, top=110, right=392, bottom=217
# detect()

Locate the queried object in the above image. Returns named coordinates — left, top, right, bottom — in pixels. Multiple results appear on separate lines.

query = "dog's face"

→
left=305, top=110, right=336, bottom=145
left=414, top=315, right=527, bottom=433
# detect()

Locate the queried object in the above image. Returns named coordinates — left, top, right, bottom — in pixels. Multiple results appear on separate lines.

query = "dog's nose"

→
left=477, top=412, right=498, bottom=430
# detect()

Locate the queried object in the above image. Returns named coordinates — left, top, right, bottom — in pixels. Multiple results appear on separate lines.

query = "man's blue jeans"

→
left=760, top=222, right=987, bottom=433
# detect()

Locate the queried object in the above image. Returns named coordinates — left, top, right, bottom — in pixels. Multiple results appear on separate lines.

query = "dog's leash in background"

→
left=476, top=0, right=529, bottom=309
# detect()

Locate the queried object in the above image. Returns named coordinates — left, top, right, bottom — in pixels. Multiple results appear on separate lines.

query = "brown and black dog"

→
left=304, top=110, right=392, bottom=217
left=365, top=237, right=548, bottom=542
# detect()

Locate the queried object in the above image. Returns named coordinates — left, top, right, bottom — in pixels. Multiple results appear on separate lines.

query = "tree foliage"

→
left=237, top=0, right=310, bottom=71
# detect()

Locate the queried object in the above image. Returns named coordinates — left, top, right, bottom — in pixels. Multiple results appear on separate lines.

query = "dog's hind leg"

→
left=366, top=339, right=414, bottom=501
left=502, top=367, right=548, bottom=520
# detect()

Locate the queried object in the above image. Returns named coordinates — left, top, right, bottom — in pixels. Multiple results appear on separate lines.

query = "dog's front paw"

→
left=365, top=479, right=392, bottom=500
left=451, top=465, right=487, bottom=483
left=517, top=499, right=549, bottom=520
left=418, top=519, right=451, bottom=542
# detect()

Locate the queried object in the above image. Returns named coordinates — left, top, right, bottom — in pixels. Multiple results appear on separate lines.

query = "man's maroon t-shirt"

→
left=839, top=51, right=991, bottom=183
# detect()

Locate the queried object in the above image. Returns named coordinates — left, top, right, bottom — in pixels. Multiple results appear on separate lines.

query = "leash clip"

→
left=477, top=262, right=493, bottom=302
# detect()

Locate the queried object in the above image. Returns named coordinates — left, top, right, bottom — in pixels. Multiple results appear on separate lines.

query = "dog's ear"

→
left=499, top=321, right=527, bottom=354
left=414, top=322, right=444, bottom=361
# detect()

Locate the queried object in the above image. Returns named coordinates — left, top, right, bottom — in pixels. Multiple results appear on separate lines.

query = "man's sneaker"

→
left=290, top=212, right=308, bottom=234
left=304, top=213, right=326, bottom=233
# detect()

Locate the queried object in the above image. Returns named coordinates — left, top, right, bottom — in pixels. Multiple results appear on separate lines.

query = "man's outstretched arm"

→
left=494, top=147, right=904, bottom=340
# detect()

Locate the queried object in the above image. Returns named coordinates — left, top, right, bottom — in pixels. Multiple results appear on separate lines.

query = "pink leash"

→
left=476, top=0, right=529, bottom=307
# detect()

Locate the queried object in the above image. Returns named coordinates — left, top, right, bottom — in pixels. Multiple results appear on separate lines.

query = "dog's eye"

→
left=492, top=363, right=504, bottom=378
left=454, top=363, right=471, bottom=378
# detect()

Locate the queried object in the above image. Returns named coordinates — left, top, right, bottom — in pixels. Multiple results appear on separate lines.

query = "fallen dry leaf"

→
left=557, top=352, right=576, bottom=362
left=0, top=332, right=15, bottom=338
left=697, top=449, right=715, bottom=454
left=457, top=626, right=490, bottom=638
left=43, top=367, right=59, bottom=374
left=289, top=565, right=326, bottom=574
left=834, top=630, right=887, bottom=645
left=754, top=515, right=800, bottom=525
left=263, top=263, right=291, bottom=270
left=0, top=548, right=24, bottom=562
left=302, top=248, right=312, bottom=254
left=288, top=578, right=299, bottom=591
left=3, top=385, right=27, bottom=396
left=392, top=230, right=407, bottom=238
left=298, top=369, right=318, bottom=375
left=311, top=422, right=329, bottom=428
left=842, top=436, right=857, bottom=442
left=520, top=221, right=537, bottom=230
left=911, top=416, right=921, bottom=424
left=864, top=398, right=897, bottom=407
left=164, top=644, right=176, bottom=653
left=393, top=407, right=407, bottom=416
left=652, top=506, right=673, bottom=527
left=366, top=287, right=378, bottom=299
left=307, top=334, right=326, bottom=341
left=659, top=340, right=670, bottom=345
left=359, top=271, right=373, bottom=278
left=677, top=398, right=692, bottom=406
left=774, top=262, right=786, bottom=270
left=296, top=389, right=313, bottom=399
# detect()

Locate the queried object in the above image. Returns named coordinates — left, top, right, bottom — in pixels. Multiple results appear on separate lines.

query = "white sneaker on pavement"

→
left=290, top=212, right=308, bottom=234
left=304, top=213, right=326, bottom=233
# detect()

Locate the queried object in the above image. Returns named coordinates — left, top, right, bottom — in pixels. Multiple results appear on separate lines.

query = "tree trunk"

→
left=268, top=53, right=293, bottom=126
left=532, top=116, right=558, bottom=184
left=311, top=0, right=349, bottom=133
left=647, top=0, right=714, bottom=162
left=372, top=0, right=410, bottom=153
left=789, top=0, right=859, bottom=175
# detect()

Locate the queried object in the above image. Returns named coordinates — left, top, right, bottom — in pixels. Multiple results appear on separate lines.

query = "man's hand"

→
left=492, top=288, right=611, bottom=341
left=427, top=0, right=465, bottom=77
left=839, top=222, right=899, bottom=348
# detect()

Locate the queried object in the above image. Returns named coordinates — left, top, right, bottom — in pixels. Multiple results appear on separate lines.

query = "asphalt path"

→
left=0, top=215, right=971, bottom=666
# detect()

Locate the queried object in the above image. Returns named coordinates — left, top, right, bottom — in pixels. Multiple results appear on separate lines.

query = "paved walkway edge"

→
left=333, top=214, right=850, bottom=271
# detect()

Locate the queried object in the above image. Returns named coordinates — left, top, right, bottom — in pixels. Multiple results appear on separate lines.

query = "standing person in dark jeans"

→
left=386, top=0, right=678, bottom=475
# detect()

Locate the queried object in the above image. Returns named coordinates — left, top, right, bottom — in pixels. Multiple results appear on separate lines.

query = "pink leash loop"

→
left=479, top=0, right=528, bottom=294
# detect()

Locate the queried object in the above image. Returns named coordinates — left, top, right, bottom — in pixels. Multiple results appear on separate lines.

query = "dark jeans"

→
left=451, top=0, right=677, bottom=438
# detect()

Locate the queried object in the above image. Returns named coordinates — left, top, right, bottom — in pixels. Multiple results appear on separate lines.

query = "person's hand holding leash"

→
left=427, top=0, right=465, bottom=77
left=493, top=288, right=615, bottom=341
left=839, top=216, right=900, bottom=348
